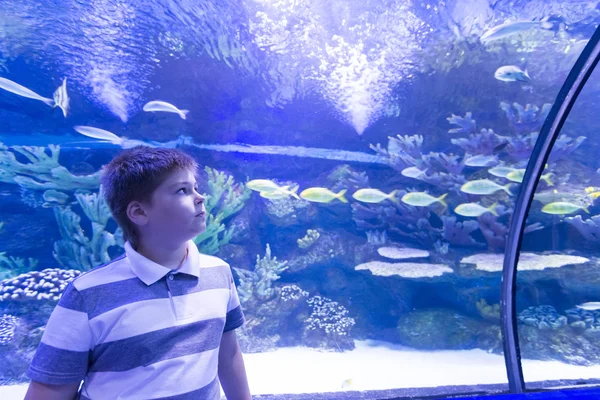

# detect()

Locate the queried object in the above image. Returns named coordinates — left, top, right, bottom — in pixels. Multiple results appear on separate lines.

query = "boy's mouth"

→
left=196, top=211, right=206, bottom=217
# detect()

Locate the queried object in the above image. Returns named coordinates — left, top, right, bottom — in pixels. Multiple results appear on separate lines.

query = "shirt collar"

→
left=124, top=240, right=200, bottom=286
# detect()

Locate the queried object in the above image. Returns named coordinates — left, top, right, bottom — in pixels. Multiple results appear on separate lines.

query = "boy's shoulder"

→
left=196, top=252, right=230, bottom=269
left=69, top=253, right=130, bottom=291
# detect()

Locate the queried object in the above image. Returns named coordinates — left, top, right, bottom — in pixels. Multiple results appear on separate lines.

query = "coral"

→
left=53, top=188, right=124, bottom=271
left=302, top=295, right=355, bottom=351
left=461, top=252, right=589, bottom=272
left=369, top=134, right=425, bottom=171
left=0, top=143, right=100, bottom=191
left=0, top=314, right=19, bottom=345
left=442, top=216, right=482, bottom=247
left=297, top=229, right=320, bottom=249
left=397, top=309, right=499, bottom=351
left=279, top=284, right=309, bottom=302
left=355, top=261, right=452, bottom=278
left=565, top=307, right=600, bottom=336
left=506, top=132, right=586, bottom=164
left=500, top=102, right=551, bottom=134
left=263, top=195, right=312, bottom=227
left=476, top=299, right=501, bottom=322
left=376, top=246, right=429, bottom=259
left=326, top=165, right=369, bottom=193
left=366, top=230, right=388, bottom=246
left=518, top=305, right=567, bottom=330
left=477, top=208, right=543, bottom=251
left=193, top=167, right=251, bottom=254
left=451, top=129, right=509, bottom=156
left=233, top=244, right=288, bottom=305
left=0, top=268, right=81, bottom=302
left=565, top=215, right=600, bottom=242
left=447, top=112, right=477, bottom=134
left=0, top=253, right=39, bottom=280
left=351, top=192, right=440, bottom=246
left=287, top=232, right=346, bottom=273
left=423, top=152, right=465, bottom=175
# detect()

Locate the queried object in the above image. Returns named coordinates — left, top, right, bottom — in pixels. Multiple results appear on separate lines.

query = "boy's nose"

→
left=195, top=194, right=205, bottom=204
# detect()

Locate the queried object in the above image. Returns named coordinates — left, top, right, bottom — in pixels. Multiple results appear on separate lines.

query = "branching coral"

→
left=193, top=167, right=251, bottom=254
left=0, top=143, right=100, bottom=191
left=53, top=188, right=123, bottom=271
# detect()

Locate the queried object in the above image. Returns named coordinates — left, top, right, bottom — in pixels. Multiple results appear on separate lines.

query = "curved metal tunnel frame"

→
left=500, top=24, right=600, bottom=393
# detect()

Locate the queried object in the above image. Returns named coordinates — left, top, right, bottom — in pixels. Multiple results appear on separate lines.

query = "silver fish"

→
left=576, top=302, right=600, bottom=311
left=480, top=18, right=553, bottom=43
left=73, top=126, right=124, bottom=145
left=494, top=66, right=531, bottom=82
left=0, top=77, right=54, bottom=107
left=143, top=100, right=189, bottom=119
left=53, top=78, right=69, bottom=117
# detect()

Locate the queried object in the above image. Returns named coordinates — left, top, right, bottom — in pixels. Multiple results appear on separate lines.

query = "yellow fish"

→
left=541, top=201, right=588, bottom=215
left=588, top=191, right=600, bottom=200
left=454, top=202, right=498, bottom=217
left=505, top=169, right=554, bottom=186
left=401, top=192, right=447, bottom=207
left=300, top=187, right=347, bottom=203
left=259, top=185, right=299, bottom=200
left=247, top=179, right=300, bottom=199
left=352, top=189, right=399, bottom=204
left=460, top=179, right=513, bottom=195
left=341, top=378, right=353, bottom=389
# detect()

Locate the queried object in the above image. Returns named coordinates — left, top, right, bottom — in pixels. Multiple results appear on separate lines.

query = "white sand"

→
left=3, top=340, right=600, bottom=398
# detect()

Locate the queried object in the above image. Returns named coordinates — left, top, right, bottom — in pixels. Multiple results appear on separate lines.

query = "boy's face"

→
left=140, top=168, right=206, bottom=244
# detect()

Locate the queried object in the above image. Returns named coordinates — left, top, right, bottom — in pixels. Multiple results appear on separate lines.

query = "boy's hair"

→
left=100, top=146, right=199, bottom=248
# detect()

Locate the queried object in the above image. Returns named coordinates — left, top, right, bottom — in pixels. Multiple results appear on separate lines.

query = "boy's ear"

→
left=127, top=201, right=149, bottom=226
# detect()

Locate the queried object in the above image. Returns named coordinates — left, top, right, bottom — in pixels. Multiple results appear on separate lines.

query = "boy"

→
left=24, top=146, right=251, bottom=400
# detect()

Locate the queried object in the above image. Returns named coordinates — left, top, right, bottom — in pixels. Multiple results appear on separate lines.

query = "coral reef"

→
left=233, top=244, right=288, bottom=305
left=451, top=129, right=508, bottom=156
left=376, top=246, right=429, bottom=259
left=263, top=195, right=313, bottom=227
left=0, top=143, right=100, bottom=191
left=460, top=252, right=589, bottom=272
left=0, top=268, right=81, bottom=302
left=0, top=314, right=19, bottom=345
left=297, top=229, right=320, bottom=249
left=53, top=188, right=124, bottom=271
left=565, top=215, right=600, bottom=242
left=476, top=299, right=501, bottom=322
left=500, top=102, right=551, bottom=134
left=0, top=222, right=39, bottom=280
left=287, top=232, right=346, bottom=273
left=442, top=216, right=481, bottom=247
left=447, top=112, right=476, bottom=134
left=518, top=305, right=567, bottom=330
left=565, top=307, right=600, bottom=336
left=355, top=261, right=452, bottom=278
left=326, top=164, right=369, bottom=193
left=302, top=295, right=355, bottom=351
left=193, top=167, right=251, bottom=255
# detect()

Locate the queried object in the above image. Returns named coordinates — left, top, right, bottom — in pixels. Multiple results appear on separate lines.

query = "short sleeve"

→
left=26, top=281, right=93, bottom=385
left=223, top=266, right=245, bottom=332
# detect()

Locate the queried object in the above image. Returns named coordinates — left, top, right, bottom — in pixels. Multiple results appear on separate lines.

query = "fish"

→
left=588, top=191, right=600, bottom=200
left=506, top=169, right=554, bottom=186
left=494, top=66, right=531, bottom=83
left=401, top=166, right=427, bottom=179
left=460, top=179, right=513, bottom=195
left=541, top=201, right=588, bottom=215
left=488, top=166, right=516, bottom=178
left=585, top=187, right=599, bottom=194
left=53, top=78, right=69, bottom=117
left=464, top=154, right=499, bottom=167
left=247, top=179, right=284, bottom=193
left=352, top=189, right=398, bottom=204
left=576, top=302, right=600, bottom=311
left=73, top=126, right=125, bottom=145
left=454, top=202, right=498, bottom=217
left=401, top=192, right=447, bottom=208
left=0, top=77, right=54, bottom=107
left=480, top=18, right=554, bottom=43
left=259, top=185, right=299, bottom=200
left=300, top=187, right=347, bottom=203
left=143, top=100, right=189, bottom=119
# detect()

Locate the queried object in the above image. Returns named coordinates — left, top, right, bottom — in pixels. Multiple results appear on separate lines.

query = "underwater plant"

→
left=297, top=229, right=320, bottom=249
left=53, top=188, right=124, bottom=271
left=193, top=167, right=251, bottom=255
left=0, top=222, right=38, bottom=279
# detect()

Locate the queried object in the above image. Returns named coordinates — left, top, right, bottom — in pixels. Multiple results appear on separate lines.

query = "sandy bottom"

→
left=3, top=340, right=600, bottom=398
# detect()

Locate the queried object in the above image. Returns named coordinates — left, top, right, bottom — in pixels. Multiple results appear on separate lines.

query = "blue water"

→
left=1, top=0, right=600, bottom=398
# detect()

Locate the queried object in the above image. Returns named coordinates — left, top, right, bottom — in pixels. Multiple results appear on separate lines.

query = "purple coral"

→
left=0, top=314, right=19, bottom=345
left=305, top=295, right=355, bottom=336
left=0, top=268, right=81, bottom=302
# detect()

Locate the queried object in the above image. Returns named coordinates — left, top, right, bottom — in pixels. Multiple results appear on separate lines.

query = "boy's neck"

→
left=135, top=239, right=189, bottom=270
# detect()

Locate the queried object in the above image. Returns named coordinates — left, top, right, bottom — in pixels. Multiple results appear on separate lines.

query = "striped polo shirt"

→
left=26, top=239, right=245, bottom=399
